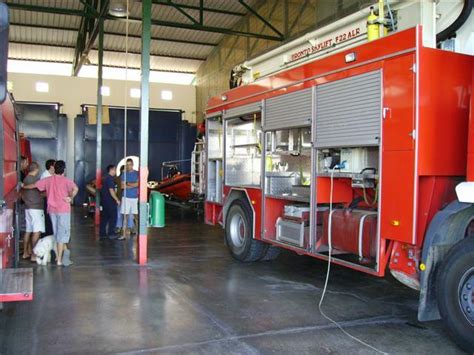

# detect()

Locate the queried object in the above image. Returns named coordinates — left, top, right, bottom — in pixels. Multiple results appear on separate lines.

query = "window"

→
left=35, top=82, right=49, bottom=93
left=130, top=88, right=140, bottom=98
left=8, top=60, right=195, bottom=84
left=100, top=86, right=110, bottom=96
left=161, top=90, right=173, bottom=100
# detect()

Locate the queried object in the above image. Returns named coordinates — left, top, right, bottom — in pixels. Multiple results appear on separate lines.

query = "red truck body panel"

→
left=0, top=95, right=18, bottom=269
left=205, top=26, right=473, bottom=278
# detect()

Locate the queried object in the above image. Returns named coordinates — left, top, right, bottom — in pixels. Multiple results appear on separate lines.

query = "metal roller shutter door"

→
left=206, top=111, right=222, bottom=119
left=315, top=71, right=381, bottom=148
left=264, top=87, right=312, bottom=131
left=223, top=102, right=261, bottom=119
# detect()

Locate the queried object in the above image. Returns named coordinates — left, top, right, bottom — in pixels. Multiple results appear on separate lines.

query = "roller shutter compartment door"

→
left=315, top=71, right=382, bottom=148
left=224, top=102, right=261, bottom=119
left=264, top=87, right=312, bottom=131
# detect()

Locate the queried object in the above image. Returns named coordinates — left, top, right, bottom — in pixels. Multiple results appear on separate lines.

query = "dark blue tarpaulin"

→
left=74, top=107, right=196, bottom=205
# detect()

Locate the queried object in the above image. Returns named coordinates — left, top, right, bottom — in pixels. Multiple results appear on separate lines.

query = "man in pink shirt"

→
left=24, top=160, right=78, bottom=266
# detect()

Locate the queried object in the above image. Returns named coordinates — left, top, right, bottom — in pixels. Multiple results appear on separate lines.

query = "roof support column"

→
left=94, top=16, right=104, bottom=226
left=138, top=0, right=152, bottom=265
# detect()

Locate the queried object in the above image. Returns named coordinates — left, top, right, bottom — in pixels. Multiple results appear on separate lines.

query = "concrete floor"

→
left=0, top=206, right=465, bottom=354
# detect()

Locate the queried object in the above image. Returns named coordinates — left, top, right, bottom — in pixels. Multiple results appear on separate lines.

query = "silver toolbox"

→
left=276, top=217, right=308, bottom=247
left=265, top=172, right=296, bottom=195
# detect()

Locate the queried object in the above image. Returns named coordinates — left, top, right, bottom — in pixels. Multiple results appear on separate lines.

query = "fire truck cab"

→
left=204, top=0, right=474, bottom=351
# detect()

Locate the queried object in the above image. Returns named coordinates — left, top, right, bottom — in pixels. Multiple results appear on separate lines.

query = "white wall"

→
left=7, top=72, right=196, bottom=178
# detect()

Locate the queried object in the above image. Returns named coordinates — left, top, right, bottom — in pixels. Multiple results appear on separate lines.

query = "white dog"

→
left=33, top=235, right=57, bottom=265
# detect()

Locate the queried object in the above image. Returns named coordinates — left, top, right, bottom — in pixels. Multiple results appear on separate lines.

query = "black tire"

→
left=436, top=237, right=474, bottom=352
left=261, top=245, right=281, bottom=261
left=225, top=199, right=266, bottom=262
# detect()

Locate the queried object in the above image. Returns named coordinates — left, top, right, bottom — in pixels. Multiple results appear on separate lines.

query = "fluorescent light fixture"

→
left=35, top=82, right=49, bottom=93
left=161, top=90, right=173, bottom=100
left=130, top=88, right=141, bottom=98
left=109, top=0, right=128, bottom=17
left=100, top=86, right=110, bottom=96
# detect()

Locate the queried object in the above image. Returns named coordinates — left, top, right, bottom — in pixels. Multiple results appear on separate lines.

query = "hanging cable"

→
left=121, top=0, right=130, bottom=237
left=386, top=0, right=395, bottom=32
left=318, top=163, right=387, bottom=355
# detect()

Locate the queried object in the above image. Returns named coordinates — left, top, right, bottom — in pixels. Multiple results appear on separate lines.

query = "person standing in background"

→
left=19, top=156, right=29, bottom=236
left=21, top=162, right=44, bottom=261
left=114, top=165, right=134, bottom=236
left=120, top=159, right=139, bottom=240
left=19, top=156, right=28, bottom=181
left=100, top=165, right=120, bottom=240
left=24, top=160, right=78, bottom=266
left=41, top=159, right=55, bottom=179
left=41, top=159, right=55, bottom=236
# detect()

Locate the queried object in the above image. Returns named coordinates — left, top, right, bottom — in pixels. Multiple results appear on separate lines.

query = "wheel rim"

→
left=458, top=266, right=474, bottom=326
left=229, top=212, right=246, bottom=248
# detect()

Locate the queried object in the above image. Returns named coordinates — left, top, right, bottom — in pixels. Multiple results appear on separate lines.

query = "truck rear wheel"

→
left=261, top=245, right=281, bottom=261
left=225, top=199, right=265, bottom=262
left=436, top=237, right=474, bottom=352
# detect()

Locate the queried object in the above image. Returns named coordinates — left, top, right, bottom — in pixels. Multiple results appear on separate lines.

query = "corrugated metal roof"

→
left=9, top=0, right=82, bottom=11
left=8, top=43, right=74, bottom=63
left=6, top=0, right=267, bottom=73
left=9, top=9, right=82, bottom=29
left=10, top=25, right=76, bottom=46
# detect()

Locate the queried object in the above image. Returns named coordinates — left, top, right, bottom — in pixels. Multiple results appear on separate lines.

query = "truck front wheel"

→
left=225, top=200, right=265, bottom=262
left=436, top=237, right=474, bottom=352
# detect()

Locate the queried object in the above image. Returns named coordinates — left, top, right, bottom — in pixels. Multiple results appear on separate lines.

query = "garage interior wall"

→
left=8, top=72, right=196, bottom=178
left=195, top=0, right=366, bottom=122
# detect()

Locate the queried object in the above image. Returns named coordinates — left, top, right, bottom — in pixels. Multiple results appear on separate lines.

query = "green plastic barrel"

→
left=149, top=191, right=165, bottom=228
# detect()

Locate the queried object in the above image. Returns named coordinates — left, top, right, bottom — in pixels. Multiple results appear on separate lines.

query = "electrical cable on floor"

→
left=318, top=164, right=388, bottom=355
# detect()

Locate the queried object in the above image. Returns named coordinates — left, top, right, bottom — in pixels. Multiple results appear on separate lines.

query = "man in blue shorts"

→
left=119, top=158, right=139, bottom=240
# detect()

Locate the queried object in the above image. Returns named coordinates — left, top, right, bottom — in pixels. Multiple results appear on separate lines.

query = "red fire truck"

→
left=203, top=1, right=474, bottom=351
left=0, top=2, right=33, bottom=303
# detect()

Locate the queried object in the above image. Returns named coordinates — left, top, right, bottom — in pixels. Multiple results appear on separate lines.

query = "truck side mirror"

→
left=0, top=3, right=8, bottom=104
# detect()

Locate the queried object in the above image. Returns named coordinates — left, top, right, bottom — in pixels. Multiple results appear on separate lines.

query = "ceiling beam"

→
left=113, top=16, right=283, bottom=41
left=78, top=0, right=100, bottom=17
left=73, top=0, right=110, bottom=75
left=151, top=1, right=245, bottom=16
left=6, top=1, right=245, bottom=18
left=166, top=0, right=198, bottom=24
left=199, top=0, right=204, bottom=25
left=73, top=0, right=96, bottom=77
left=10, top=22, right=218, bottom=47
left=7, top=2, right=282, bottom=41
left=238, top=0, right=284, bottom=38
left=9, top=40, right=206, bottom=61
left=5, top=3, right=87, bottom=16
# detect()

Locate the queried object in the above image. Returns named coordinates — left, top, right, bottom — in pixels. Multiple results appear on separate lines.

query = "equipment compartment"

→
left=276, top=217, right=308, bottom=247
